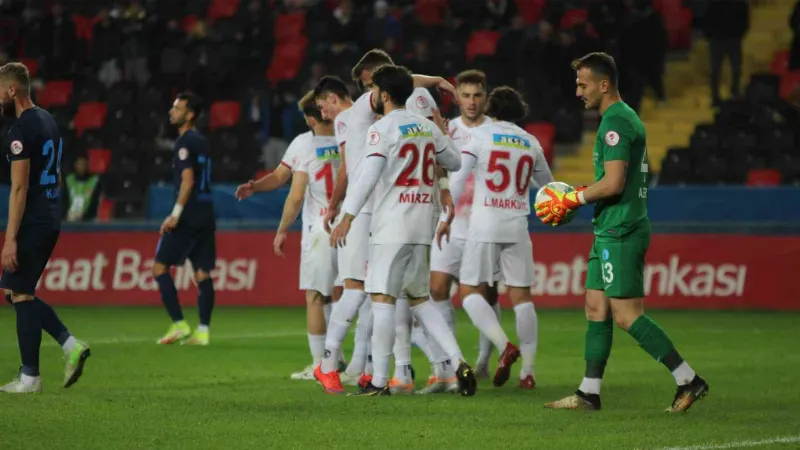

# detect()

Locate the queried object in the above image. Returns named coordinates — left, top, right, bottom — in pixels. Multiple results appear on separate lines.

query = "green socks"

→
left=584, top=319, right=614, bottom=378
left=627, top=315, right=685, bottom=371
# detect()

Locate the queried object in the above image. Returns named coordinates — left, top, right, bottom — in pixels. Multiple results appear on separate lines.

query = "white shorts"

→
left=430, top=236, right=466, bottom=277
left=365, top=244, right=430, bottom=299
left=299, top=225, right=338, bottom=296
left=334, top=274, right=343, bottom=287
left=337, top=213, right=371, bottom=281
left=460, top=239, right=534, bottom=288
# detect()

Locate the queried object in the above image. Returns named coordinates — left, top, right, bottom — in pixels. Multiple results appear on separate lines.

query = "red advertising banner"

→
left=3, top=231, right=798, bottom=310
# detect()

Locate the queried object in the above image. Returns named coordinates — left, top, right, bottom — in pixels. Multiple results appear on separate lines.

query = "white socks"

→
left=345, top=299, right=373, bottom=377
left=323, top=302, right=333, bottom=327
left=477, top=302, right=501, bottom=366
left=412, top=300, right=463, bottom=366
left=308, top=333, right=326, bottom=366
left=20, top=373, right=39, bottom=386
left=513, top=302, right=538, bottom=379
left=411, top=323, right=436, bottom=363
left=672, top=361, right=696, bottom=385
left=579, top=377, right=601, bottom=395
left=370, top=302, right=396, bottom=388
left=433, top=300, right=455, bottom=334
left=463, top=293, right=509, bottom=352
left=62, top=336, right=77, bottom=356
left=322, top=288, right=366, bottom=374
left=393, top=297, right=412, bottom=383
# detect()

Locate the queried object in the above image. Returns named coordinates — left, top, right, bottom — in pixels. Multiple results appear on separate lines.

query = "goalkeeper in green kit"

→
left=536, top=52, right=708, bottom=412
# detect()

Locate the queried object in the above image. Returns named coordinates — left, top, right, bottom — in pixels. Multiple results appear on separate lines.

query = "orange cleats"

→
left=357, top=373, right=373, bottom=388
left=388, top=378, right=414, bottom=394
left=519, top=375, right=536, bottom=390
left=493, top=342, right=520, bottom=387
left=314, top=365, right=345, bottom=395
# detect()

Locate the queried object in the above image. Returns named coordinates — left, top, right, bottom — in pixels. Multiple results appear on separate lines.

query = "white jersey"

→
left=293, top=135, right=340, bottom=228
left=335, top=88, right=438, bottom=214
left=447, top=116, right=493, bottom=239
left=344, top=108, right=459, bottom=245
left=459, top=120, right=553, bottom=243
left=280, top=130, right=313, bottom=171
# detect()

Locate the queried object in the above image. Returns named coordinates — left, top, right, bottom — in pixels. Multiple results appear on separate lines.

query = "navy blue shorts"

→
left=0, top=224, right=60, bottom=295
left=155, top=226, right=216, bottom=272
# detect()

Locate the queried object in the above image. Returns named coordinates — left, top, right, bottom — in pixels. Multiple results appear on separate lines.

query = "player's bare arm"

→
left=235, top=164, right=291, bottom=200
left=274, top=173, right=308, bottom=257
left=2, top=159, right=30, bottom=272
left=435, top=165, right=455, bottom=225
left=412, top=75, right=456, bottom=97
left=323, top=144, right=348, bottom=233
left=581, top=160, right=627, bottom=203
left=161, top=167, right=194, bottom=235
left=331, top=154, right=385, bottom=248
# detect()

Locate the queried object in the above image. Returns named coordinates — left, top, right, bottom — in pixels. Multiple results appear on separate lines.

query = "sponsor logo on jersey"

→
left=178, top=148, right=189, bottom=160
left=492, top=134, right=531, bottom=150
left=399, top=123, right=433, bottom=139
left=415, top=95, right=429, bottom=110
left=368, top=131, right=380, bottom=146
left=337, top=121, right=347, bottom=135
left=604, top=131, right=620, bottom=146
left=315, top=145, right=340, bottom=161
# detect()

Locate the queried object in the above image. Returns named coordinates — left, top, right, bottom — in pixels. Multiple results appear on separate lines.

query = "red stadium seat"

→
left=209, top=101, right=242, bottom=131
left=560, top=8, right=588, bottom=28
left=87, top=148, right=112, bottom=174
left=207, top=0, right=240, bottom=22
left=182, top=15, right=199, bottom=33
left=746, top=169, right=781, bottom=187
left=525, top=122, right=556, bottom=166
left=266, top=36, right=308, bottom=85
left=416, top=0, right=448, bottom=26
left=274, top=12, right=306, bottom=43
left=37, top=80, right=73, bottom=108
left=97, top=198, right=114, bottom=222
left=771, top=50, right=790, bottom=75
left=661, top=6, right=693, bottom=49
left=515, top=0, right=546, bottom=24
left=74, top=102, right=107, bottom=137
left=20, top=58, right=38, bottom=78
left=72, top=15, right=94, bottom=40
left=466, top=31, right=501, bottom=62
left=780, top=71, right=800, bottom=99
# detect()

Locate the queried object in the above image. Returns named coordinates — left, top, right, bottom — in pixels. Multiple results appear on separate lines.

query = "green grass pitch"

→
left=1, top=307, right=799, bottom=450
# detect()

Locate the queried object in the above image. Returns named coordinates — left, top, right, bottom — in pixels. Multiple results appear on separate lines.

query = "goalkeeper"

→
left=536, top=52, right=708, bottom=412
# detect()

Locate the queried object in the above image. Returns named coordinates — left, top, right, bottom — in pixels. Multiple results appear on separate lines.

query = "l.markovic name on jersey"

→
left=492, top=133, right=531, bottom=150
left=484, top=196, right=528, bottom=210
left=399, top=191, right=433, bottom=204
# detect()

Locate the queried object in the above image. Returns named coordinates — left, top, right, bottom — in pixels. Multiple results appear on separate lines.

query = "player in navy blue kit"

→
left=154, top=92, right=217, bottom=346
left=0, top=62, right=90, bottom=393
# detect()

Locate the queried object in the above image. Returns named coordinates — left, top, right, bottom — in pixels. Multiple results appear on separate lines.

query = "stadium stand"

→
left=0, top=0, right=797, bottom=219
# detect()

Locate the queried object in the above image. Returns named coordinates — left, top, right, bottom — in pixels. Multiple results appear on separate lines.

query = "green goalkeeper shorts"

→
left=585, top=234, right=650, bottom=299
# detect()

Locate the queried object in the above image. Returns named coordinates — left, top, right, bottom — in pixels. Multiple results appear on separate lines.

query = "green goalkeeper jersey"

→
left=591, top=101, right=650, bottom=239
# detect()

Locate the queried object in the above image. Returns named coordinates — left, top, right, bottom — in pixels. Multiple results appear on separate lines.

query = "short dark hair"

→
left=456, top=69, right=487, bottom=89
left=313, top=75, right=351, bottom=101
left=352, top=49, right=394, bottom=89
left=176, top=91, right=203, bottom=120
left=0, top=62, right=31, bottom=93
left=571, top=52, right=618, bottom=88
left=298, top=90, right=326, bottom=122
left=372, top=65, right=414, bottom=107
left=485, top=86, right=529, bottom=122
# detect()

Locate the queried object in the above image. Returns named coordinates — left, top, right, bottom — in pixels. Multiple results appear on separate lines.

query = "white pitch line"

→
left=650, top=435, right=800, bottom=450
left=0, top=330, right=307, bottom=348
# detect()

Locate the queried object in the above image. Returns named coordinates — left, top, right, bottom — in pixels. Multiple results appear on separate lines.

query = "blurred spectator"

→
left=619, top=0, right=668, bottom=109
left=496, top=14, right=528, bottom=87
left=366, top=0, right=402, bottom=48
left=405, top=39, right=439, bottom=76
left=699, top=0, right=750, bottom=106
left=41, top=2, right=77, bottom=76
left=118, top=0, right=151, bottom=86
left=330, top=0, right=361, bottom=47
left=791, top=0, right=800, bottom=69
left=479, top=0, right=518, bottom=30
left=62, top=156, right=101, bottom=222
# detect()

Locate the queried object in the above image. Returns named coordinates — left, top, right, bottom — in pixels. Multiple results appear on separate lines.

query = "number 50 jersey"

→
left=5, top=107, right=63, bottom=227
left=460, top=121, right=553, bottom=243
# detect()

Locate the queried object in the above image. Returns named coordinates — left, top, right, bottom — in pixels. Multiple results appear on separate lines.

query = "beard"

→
left=374, top=96, right=385, bottom=115
left=1, top=100, right=15, bottom=118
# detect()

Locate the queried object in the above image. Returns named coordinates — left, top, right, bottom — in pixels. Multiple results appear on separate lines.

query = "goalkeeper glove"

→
left=536, top=186, right=587, bottom=226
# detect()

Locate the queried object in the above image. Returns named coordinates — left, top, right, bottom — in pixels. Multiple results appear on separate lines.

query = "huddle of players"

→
left=242, top=49, right=554, bottom=397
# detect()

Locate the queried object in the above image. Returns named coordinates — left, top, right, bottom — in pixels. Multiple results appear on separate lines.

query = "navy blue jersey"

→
left=173, top=129, right=215, bottom=229
left=4, top=107, right=62, bottom=227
